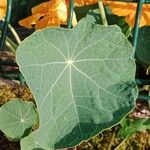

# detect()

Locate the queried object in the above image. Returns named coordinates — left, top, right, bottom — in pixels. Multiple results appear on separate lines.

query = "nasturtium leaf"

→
left=17, top=20, right=138, bottom=149
left=136, top=26, right=150, bottom=64
left=0, top=99, right=38, bottom=140
left=21, top=131, right=53, bottom=150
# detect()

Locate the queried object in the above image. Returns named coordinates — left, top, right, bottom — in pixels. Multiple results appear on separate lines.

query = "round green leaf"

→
left=136, top=26, right=150, bottom=64
left=0, top=99, right=38, bottom=140
left=17, top=20, right=138, bottom=149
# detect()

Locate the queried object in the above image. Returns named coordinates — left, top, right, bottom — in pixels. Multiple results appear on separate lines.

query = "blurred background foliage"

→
left=11, top=0, right=48, bottom=25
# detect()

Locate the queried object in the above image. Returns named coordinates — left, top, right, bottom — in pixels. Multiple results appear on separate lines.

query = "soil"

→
left=0, top=131, right=20, bottom=150
left=75, top=128, right=150, bottom=150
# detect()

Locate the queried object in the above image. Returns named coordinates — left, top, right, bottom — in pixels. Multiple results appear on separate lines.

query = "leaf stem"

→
left=0, top=0, right=13, bottom=51
left=0, top=31, right=17, bottom=52
left=132, top=0, right=144, bottom=56
left=1, top=17, right=21, bottom=45
left=67, top=0, right=74, bottom=29
left=8, top=24, right=21, bottom=44
left=98, top=0, right=108, bottom=26
left=5, top=36, right=18, bottom=52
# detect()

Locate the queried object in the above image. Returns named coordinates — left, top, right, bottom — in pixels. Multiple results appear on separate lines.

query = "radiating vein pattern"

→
left=17, top=20, right=138, bottom=149
left=0, top=99, right=37, bottom=140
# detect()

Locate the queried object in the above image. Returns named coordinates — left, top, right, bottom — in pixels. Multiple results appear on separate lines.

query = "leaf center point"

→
left=20, top=119, right=24, bottom=123
left=67, top=59, right=73, bottom=65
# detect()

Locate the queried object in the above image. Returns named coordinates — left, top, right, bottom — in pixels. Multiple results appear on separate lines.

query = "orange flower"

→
left=19, top=0, right=77, bottom=30
left=0, top=0, right=7, bottom=19
left=74, top=0, right=98, bottom=7
left=104, top=1, right=150, bottom=27
left=74, top=0, right=118, bottom=7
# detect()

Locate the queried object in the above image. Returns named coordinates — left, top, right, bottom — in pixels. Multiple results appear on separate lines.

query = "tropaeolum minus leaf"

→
left=0, top=99, right=38, bottom=140
left=16, top=20, right=138, bottom=149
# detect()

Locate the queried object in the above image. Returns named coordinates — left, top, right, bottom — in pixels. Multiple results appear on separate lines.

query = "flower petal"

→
left=0, top=0, right=7, bottom=18
left=75, top=0, right=98, bottom=7
left=104, top=1, right=150, bottom=27
left=36, top=16, right=60, bottom=29
left=19, top=13, right=45, bottom=29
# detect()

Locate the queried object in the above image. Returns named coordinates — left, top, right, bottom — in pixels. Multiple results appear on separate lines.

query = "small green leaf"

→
left=0, top=99, right=38, bottom=140
left=118, top=118, right=150, bottom=139
left=17, top=20, right=138, bottom=149
left=136, top=26, right=150, bottom=64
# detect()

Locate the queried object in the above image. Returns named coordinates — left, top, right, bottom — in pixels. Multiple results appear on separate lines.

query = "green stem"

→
left=8, top=24, right=21, bottom=44
left=0, top=27, right=18, bottom=52
left=0, top=0, right=13, bottom=51
left=1, top=17, right=21, bottom=45
left=98, top=0, right=108, bottom=26
left=132, top=0, right=144, bottom=56
left=5, top=36, right=18, bottom=52
left=0, top=33, right=17, bottom=52
left=67, top=0, right=74, bottom=29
